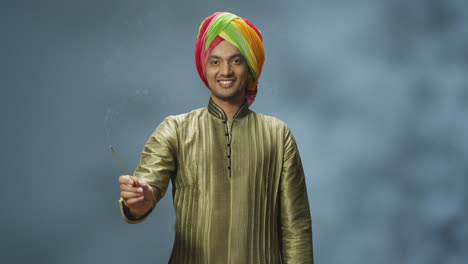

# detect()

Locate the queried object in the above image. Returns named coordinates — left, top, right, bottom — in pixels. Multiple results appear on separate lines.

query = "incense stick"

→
left=109, top=145, right=130, bottom=175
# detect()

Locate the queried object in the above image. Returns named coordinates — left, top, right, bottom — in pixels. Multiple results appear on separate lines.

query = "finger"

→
left=120, top=184, right=144, bottom=193
left=121, top=191, right=143, bottom=199
left=118, top=175, right=133, bottom=185
left=132, top=176, right=141, bottom=187
left=126, top=196, right=145, bottom=206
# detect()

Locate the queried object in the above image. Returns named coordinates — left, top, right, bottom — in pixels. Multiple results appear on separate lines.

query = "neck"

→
left=210, top=95, right=244, bottom=120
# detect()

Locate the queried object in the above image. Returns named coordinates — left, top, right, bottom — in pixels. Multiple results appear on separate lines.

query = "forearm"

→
left=119, top=117, right=177, bottom=224
left=279, top=190, right=314, bottom=263
left=279, top=127, right=314, bottom=263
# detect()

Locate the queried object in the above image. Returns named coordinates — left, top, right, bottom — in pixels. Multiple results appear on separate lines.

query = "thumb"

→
left=132, top=176, right=141, bottom=187
left=133, top=178, right=150, bottom=193
left=140, top=181, right=151, bottom=190
left=141, top=182, right=154, bottom=203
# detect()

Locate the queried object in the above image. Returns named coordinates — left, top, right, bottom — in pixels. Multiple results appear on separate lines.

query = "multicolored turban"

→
left=195, top=12, right=266, bottom=106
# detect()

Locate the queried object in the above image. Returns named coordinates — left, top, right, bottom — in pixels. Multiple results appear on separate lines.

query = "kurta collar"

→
left=208, top=98, right=250, bottom=121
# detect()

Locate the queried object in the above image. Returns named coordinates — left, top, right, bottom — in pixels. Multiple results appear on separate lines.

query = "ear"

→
left=245, top=70, right=254, bottom=92
left=247, top=68, right=254, bottom=82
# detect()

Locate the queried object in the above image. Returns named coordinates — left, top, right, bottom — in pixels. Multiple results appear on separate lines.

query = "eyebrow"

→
left=208, top=54, right=243, bottom=59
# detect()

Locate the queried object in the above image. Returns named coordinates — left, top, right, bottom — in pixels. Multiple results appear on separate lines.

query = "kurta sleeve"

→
left=279, top=126, right=314, bottom=263
left=119, top=116, right=178, bottom=224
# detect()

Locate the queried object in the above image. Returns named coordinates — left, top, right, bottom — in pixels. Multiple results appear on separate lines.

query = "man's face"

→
left=206, top=40, right=251, bottom=104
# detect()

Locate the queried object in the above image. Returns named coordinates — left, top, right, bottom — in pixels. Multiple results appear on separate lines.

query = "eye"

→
left=210, top=60, right=220, bottom=65
left=232, top=58, right=241, bottom=64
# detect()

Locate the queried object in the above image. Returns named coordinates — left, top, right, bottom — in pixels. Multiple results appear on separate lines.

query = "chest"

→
left=174, top=117, right=283, bottom=186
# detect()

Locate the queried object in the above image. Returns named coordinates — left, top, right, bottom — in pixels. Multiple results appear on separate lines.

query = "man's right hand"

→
left=119, top=175, right=155, bottom=219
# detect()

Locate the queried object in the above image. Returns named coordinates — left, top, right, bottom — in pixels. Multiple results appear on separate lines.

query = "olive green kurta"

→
left=119, top=99, right=313, bottom=263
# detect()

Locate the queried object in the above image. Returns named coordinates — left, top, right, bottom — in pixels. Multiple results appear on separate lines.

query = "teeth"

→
left=219, top=80, right=233, bottom=85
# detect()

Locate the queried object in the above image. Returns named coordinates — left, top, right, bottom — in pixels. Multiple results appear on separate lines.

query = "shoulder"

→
left=249, top=110, right=291, bottom=133
left=155, top=107, right=208, bottom=137
left=249, top=111, right=298, bottom=148
left=150, top=107, right=207, bottom=148
left=161, top=107, right=207, bottom=127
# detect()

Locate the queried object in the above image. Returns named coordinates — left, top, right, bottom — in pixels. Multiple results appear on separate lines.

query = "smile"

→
left=217, top=80, right=236, bottom=88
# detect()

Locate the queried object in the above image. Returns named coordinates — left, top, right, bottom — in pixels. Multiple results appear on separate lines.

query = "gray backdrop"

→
left=3, top=0, right=468, bottom=263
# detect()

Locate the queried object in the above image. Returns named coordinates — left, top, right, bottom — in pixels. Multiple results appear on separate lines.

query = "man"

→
left=118, top=12, right=314, bottom=263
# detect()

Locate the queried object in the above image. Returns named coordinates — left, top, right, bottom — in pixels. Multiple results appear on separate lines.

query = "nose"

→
left=220, top=61, right=233, bottom=76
